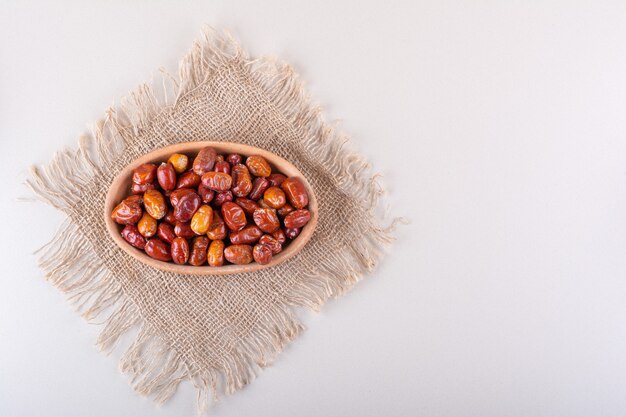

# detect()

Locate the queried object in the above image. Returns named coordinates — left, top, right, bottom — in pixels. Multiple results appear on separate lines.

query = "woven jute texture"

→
left=28, top=29, right=398, bottom=411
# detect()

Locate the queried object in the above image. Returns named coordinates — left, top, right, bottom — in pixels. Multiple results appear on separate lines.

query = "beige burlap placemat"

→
left=28, top=29, right=399, bottom=411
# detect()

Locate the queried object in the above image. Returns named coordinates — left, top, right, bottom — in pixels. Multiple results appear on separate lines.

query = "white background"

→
left=2, top=1, right=626, bottom=416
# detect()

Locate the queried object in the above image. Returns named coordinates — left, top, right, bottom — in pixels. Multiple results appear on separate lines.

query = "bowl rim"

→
left=104, top=141, right=318, bottom=275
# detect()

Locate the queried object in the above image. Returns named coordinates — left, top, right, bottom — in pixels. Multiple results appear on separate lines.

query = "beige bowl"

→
left=104, top=141, right=318, bottom=275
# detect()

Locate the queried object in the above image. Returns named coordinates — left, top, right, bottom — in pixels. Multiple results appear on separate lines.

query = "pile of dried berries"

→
left=111, top=147, right=311, bottom=266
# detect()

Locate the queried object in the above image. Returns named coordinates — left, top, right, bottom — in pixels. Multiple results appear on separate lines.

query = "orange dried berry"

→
left=263, top=186, right=286, bottom=209
left=167, top=153, right=189, bottom=174
left=190, top=205, right=214, bottom=235
left=245, top=155, right=271, bottom=177
left=143, top=189, right=167, bottom=219
left=137, top=212, right=157, bottom=238
left=207, top=240, right=225, bottom=266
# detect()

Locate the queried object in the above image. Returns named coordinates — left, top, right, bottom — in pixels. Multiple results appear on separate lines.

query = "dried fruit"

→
left=157, top=162, right=177, bottom=191
left=157, top=222, right=176, bottom=244
left=271, top=228, right=286, bottom=245
left=192, top=146, right=217, bottom=175
left=253, top=208, right=280, bottom=233
left=214, top=161, right=231, bottom=175
left=248, top=177, right=270, bottom=201
left=145, top=239, right=172, bottom=261
left=206, top=212, right=227, bottom=240
left=121, top=225, right=146, bottom=249
left=283, top=209, right=311, bottom=229
left=259, top=234, right=282, bottom=255
left=245, top=155, right=271, bottom=177
left=173, top=191, right=201, bottom=222
left=112, top=200, right=142, bottom=225
left=229, top=225, right=262, bottom=245
left=201, top=172, right=232, bottom=191
left=231, top=164, right=252, bottom=197
left=167, top=153, right=188, bottom=174
left=176, top=171, right=201, bottom=189
left=281, top=177, right=308, bottom=209
left=267, top=173, right=287, bottom=187
left=207, top=240, right=225, bottom=266
left=198, top=184, right=215, bottom=204
left=123, top=195, right=143, bottom=205
left=163, top=208, right=177, bottom=226
left=143, top=189, right=167, bottom=220
left=284, top=227, right=301, bottom=240
left=263, top=186, right=286, bottom=209
left=234, top=197, right=259, bottom=215
left=174, top=221, right=195, bottom=239
left=132, top=163, right=157, bottom=185
left=221, top=202, right=247, bottom=232
left=169, top=188, right=195, bottom=207
left=137, top=212, right=157, bottom=238
left=190, top=205, right=213, bottom=235
left=224, top=245, right=253, bottom=265
left=277, top=203, right=294, bottom=218
left=131, top=182, right=156, bottom=195
left=252, top=244, right=272, bottom=265
left=171, top=237, right=190, bottom=264
left=227, top=153, right=242, bottom=166
left=188, top=236, right=209, bottom=266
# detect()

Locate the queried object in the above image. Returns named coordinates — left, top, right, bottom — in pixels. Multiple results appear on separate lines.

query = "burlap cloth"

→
left=28, top=29, right=398, bottom=411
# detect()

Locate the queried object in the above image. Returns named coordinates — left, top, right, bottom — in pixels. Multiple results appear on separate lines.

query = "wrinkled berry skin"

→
left=193, top=146, right=217, bottom=175
left=259, top=234, right=282, bottom=255
left=143, top=189, right=167, bottom=220
left=230, top=225, right=263, bottom=245
left=253, top=208, right=280, bottom=233
left=145, top=239, right=172, bottom=261
left=224, top=245, right=253, bottom=265
left=207, top=240, right=225, bottom=266
left=221, top=202, right=247, bottom=232
left=281, top=177, right=309, bottom=209
left=171, top=237, right=190, bottom=264
left=174, top=191, right=201, bottom=222
left=231, top=164, right=253, bottom=197
left=189, top=236, right=210, bottom=266
left=283, top=209, right=311, bottom=229
left=112, top=200, right=142, bottom=225
left=245, top=155, right=271, bottom=177
left=201, top=172, right=232, bottom=191
left=121, top=225, right=146, bottom=249
left=253, top=244, right=273, bottom=265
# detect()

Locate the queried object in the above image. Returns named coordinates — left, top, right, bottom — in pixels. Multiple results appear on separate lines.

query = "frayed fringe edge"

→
left=26, top=27, right=403, bottom=414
